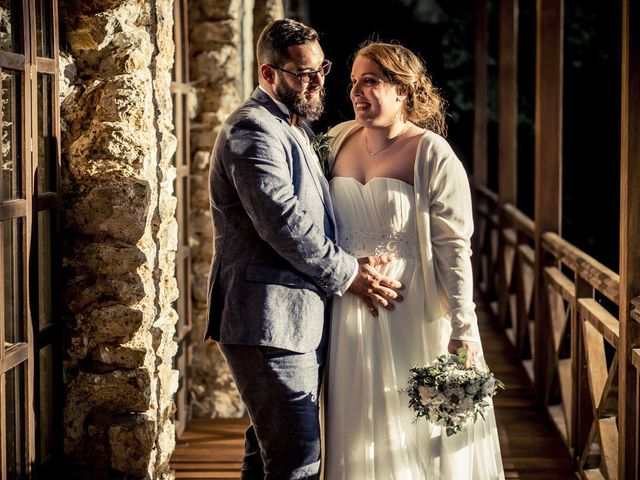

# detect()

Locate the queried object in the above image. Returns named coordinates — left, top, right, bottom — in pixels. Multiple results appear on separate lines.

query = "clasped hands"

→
left=347, top=255, right=404, bottom=317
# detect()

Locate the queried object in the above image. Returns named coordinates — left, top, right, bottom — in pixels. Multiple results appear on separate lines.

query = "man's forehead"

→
left=284, top=41, right=324, bottom=68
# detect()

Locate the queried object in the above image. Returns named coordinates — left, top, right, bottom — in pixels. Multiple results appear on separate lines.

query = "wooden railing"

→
left=474, top=185, right=640, bottom=479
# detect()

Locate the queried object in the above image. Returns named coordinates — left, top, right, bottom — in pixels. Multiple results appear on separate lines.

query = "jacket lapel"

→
left=250, top=89, right=335, bottom=229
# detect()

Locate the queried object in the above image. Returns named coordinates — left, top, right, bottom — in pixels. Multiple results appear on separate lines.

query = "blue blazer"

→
left=206, top=88, right=356, bottom=353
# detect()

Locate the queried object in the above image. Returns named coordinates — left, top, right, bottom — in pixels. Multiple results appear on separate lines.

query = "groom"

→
left=206, top=18, right=402, bottom=480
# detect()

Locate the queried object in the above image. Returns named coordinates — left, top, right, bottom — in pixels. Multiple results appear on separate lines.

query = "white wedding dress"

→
left=324, top=175, right=505, bottom=480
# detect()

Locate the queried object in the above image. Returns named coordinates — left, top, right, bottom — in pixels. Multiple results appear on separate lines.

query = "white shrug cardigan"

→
left=328, top=121, right=480, bottom=342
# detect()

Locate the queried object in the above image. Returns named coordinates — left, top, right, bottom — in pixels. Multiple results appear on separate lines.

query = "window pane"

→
left=180, top=1, right=188, bottom=82
left=5, top=363, right=27, bottom=479
left=35, top=0, right=53, bottom=58
left=0, top=0, right=23, bottom=53
left=38, top=210, right=53, bottom=328
left=39, top=345, right=55, bottom=460
left=37, top=74, right=55, bottom=193
left=2, top=69, right=22, bottom=201
left=181, top=255, right=189, bottom=328
left=3, top=217, right=23, bottom=348
left=181, top=176, right=188, bottom=247
left=182, top=94, right=189, bottom=166
left=171, top=92, right=179, bottom=168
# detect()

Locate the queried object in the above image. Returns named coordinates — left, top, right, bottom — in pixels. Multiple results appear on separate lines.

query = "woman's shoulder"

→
left=327, top=120, right=360, bottom=138
left=417, top=130, right=455, bottom=155
left=327, top=120, right=361, bottom=160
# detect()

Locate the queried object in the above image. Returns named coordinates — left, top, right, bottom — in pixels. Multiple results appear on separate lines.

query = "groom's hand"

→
left=347, top=255, right=404, bottom=317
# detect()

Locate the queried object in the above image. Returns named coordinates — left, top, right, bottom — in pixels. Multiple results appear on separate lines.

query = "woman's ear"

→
left=395, top=84, right=409, bottom=102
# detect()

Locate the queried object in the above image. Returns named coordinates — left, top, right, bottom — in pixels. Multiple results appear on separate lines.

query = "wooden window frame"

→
left=171, top=0, right=192, bottom=438
left=0, top=0, right=61, bottom=477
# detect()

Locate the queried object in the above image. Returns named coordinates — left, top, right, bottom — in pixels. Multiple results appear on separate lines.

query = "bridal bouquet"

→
left=405, top=349, right=504, bottom=436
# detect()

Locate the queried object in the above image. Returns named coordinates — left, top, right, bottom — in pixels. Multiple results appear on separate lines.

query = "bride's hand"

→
left=448, top=339, right=480, bottom=367
left=347, top=255, right=404, bottom=317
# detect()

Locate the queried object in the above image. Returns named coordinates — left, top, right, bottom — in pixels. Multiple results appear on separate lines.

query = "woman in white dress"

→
left=324, top=42, right=505, bottom=479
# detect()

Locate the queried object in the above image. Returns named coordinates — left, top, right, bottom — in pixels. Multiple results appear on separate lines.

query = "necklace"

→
left=364, top=123, right=410, bottom=156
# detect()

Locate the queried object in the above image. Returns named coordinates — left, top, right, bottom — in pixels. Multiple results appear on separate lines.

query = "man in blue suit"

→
left=207, top=19, right=402, bottom=479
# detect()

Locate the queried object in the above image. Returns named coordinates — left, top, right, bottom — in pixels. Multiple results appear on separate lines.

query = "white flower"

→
left=481, top=377, right=496, bottom=396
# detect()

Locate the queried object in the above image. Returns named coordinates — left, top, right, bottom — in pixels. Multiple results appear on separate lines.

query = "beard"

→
left=275, top=82, right=326, bottom=122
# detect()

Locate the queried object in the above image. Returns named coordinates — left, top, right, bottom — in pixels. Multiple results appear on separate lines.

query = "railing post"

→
left=533, top=0, right=563, bottom=405
left=497, top=0, right=519, bottom=329
left=472, top=0, right=489, bottom=281
left=572, top=276, right=593, bottom=467
left=619, top=1, right=640, bottom=478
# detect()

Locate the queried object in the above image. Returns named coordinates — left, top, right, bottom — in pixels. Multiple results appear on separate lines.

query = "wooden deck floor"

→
left=170, top=301, right=577, bottom=479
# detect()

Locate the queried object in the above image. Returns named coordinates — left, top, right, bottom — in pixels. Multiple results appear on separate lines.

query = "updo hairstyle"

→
left=356, top=41, right=447, bottom=136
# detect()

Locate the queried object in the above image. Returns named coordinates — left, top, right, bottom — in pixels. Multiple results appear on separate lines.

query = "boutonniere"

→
left=310, top=129, right=334, bottom=178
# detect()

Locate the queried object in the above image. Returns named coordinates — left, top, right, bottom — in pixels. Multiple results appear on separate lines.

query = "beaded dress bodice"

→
left=330, top=176, right=418, bottom=262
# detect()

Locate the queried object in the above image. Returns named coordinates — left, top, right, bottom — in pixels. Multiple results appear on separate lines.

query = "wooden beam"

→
left=533, top=0, right=563, bottom=404
left=498, top=0, right=518, bottom=204
left=619, top=1, right=640, bottom=478
left=497, top=0, right=519, bottom=328
left=473, top=0, right=488, bottom=187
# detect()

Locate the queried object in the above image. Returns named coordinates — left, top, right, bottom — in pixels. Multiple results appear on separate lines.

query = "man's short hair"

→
left=256, top=19, right=319, bottom=67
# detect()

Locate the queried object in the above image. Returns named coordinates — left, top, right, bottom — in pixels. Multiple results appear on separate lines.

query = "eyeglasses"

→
left=269, top=60, right=332, bottom=83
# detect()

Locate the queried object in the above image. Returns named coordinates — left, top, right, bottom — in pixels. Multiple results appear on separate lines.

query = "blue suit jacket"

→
left=206, top=88, right=356, bottom=353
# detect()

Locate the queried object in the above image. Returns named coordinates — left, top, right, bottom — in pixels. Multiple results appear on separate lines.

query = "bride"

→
left=324, top=42, right=505, bottom=479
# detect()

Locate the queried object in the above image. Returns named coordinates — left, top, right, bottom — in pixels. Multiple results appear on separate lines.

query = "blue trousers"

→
left=220, top=344, right=325, bottom=480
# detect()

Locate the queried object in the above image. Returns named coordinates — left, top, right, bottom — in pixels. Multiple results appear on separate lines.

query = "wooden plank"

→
left=574, top=276, right=595, bottom=468
left=557, top=359, right=573, bottom=438
left=503, top=203, right=535, bottom=240
left=518, top=244, right=535, bottom=267
left=543, top=232, right=620, bottom=304
left=632, top=349, right=640, bottom=370
left=544, top=266, right=576, bottom=302
left=502, top=227, right=517, bottom=247
left=581, top=320, right=608, bottom=416
left=599, top=417, right=619, bottom=479
left=534, top=0, right=563, bottom=405
left=171, top=302, right=577, bottom=479
left=477, top=184, right=499, bottom=205
left=547, top=287, right=567, bottom=351
left=619, top=1, right=640, bottom=478
left=580, top=299, right=620, bottom=349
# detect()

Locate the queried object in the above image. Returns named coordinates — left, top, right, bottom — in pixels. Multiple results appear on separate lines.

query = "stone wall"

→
left=187, top=0, right=283, bottom=418
left=59, top=0, right=178, bottom=477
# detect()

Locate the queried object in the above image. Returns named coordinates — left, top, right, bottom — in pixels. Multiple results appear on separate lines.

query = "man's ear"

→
left=260, top=64, right=276, bottom=84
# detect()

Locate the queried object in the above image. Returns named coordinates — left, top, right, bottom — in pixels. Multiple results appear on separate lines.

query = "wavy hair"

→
left=355, top=41, right=447, bottom=136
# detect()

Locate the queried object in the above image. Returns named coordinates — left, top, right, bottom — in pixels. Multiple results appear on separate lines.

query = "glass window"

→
left=38, top=345, right=55, bottom=460
left=5, top=363, right=27, bottom=479
left=35, top=0, right=53, bottom=58
left=37, top=74, right=55, bottom=193
left=38, top=210, right=53, bottom=328
left=0, top=0, right=22, bottom=53
left=3, top=217, right=23, bottom=348
left=2, top=70, right=22, bottom=201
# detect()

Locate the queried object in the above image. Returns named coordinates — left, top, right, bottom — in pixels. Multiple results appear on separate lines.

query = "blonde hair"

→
left=355, top=41, right=447, bottom=136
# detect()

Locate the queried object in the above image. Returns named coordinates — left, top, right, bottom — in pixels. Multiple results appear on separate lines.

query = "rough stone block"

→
left=199, top=0, right=242, bottom=20
left=66, top=179, right=150, bottom=243
left=73, top=368, right=152, bottom=413
left=194, top=46, right=239, bottom=84
left=108, top=414, right=156, bottom=477
left=190, top=174, right=210, bottom=209
left=190, top=20, right=238, bottom=47
left=92, top=344, right=147, bottom=369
